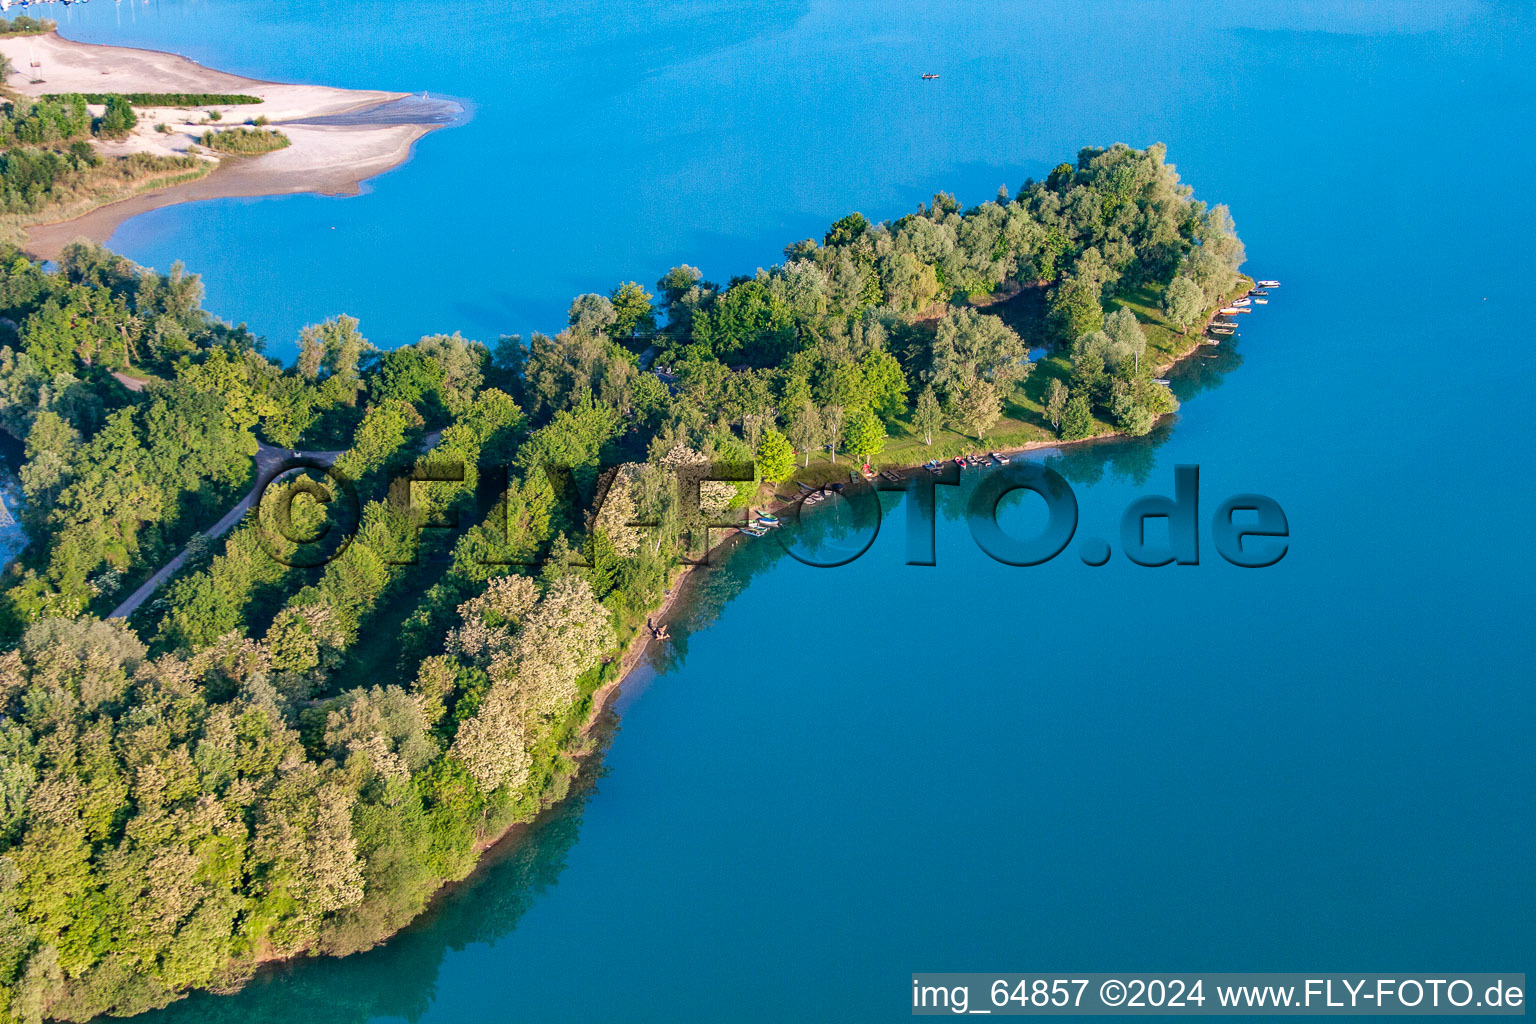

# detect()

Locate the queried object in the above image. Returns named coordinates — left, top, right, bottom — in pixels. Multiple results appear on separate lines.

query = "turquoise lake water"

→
left=46, top=1, right=1536, bottom=1020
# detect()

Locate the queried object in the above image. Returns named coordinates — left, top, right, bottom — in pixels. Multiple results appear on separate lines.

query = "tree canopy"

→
left=0, top=138, right=1242, bottom=1022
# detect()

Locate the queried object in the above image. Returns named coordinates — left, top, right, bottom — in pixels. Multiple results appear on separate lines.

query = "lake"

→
left=46, top=1, right=1536, bottom=1021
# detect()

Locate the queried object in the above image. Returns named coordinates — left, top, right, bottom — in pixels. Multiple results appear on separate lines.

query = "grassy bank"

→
left=0, top=154, right=212, bottom=244
left=776, top=276, right=1253, bottom=488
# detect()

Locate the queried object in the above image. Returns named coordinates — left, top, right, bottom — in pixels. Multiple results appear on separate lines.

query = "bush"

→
left=0, top=15, right=56, bottom=37
left=0, top=94, right=92, bottom=147
left=43, top=92, right=264, bottom=106
left=93, top=95, right=139, bottom=139
left=199, top=127, right=291, bottom=155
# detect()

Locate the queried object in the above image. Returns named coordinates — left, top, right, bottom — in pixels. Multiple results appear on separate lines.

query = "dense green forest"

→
left=0, top=142, right=1242, bottom=1022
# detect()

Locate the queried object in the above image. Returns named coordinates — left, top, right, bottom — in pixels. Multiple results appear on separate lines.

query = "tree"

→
left=913, top=385, right=943, bottom=446
left=844, top=407, right=885, bottom=467
left=1162, top=275, right=1204, bottom=335
left=786, top=401, right=822, bottom=468
left=952, top=379, right=1002, bottom=441
left=609, top=281, right=656, bottom=340
left=1046, top=280, right=1103, bottom=345
left=1102, top=307, right=1148, bottom=374
left=568, top=293, right=617, bottom=336
left=823, top=211, right=869, bottom=247
left=1044, top=378, right=1069, bottom=434
left=95, top=95, right=138, bottom=139
left=822, top=404, right=845, bottom=463
left=1061, top=392, right=1095, bottom=440
left=928, top=308, right=1026, bottom=400
left=859, top=347, right=909, bottom=424
left=756, top=428, right=795, bottom=483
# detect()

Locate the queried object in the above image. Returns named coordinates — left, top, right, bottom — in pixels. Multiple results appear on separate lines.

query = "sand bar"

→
left=0, top=31, right=455, bottom=258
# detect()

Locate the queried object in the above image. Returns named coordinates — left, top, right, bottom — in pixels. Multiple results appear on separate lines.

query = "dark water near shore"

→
left=279, top=95, right=467, bottom=128
left=45, top=1, right=1536, bottom=1021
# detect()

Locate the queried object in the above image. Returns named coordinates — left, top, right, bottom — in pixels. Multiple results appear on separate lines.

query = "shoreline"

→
left=396, top=276, right=1258, bottom=912
left=0, top=31, right=452, bottom=259
left=134, top=280, right=1253, bottom=996
left=435, top=281, right=1256, bottom=896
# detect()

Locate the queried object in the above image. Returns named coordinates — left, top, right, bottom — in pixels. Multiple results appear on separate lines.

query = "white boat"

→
left=1254, top=298, right=1268, bottom=304
left=1152, top=378, right=1171, bottom=385
left=1256, top=279, right=1281, bottom=287
left=1218, top=307, right=1242, bottom=314
left=1230, top=297, right=1251, bottom=307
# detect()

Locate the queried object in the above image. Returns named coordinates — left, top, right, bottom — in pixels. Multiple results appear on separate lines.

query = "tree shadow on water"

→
left=140, top=727, right=615, bottom=1024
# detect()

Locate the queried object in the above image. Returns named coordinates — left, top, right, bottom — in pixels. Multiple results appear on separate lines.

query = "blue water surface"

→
left=43, top=1, right=1535, bottom=1021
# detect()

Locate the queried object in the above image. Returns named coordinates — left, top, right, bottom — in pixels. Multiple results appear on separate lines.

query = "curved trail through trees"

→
left=108, top=441, right=344, bottom=621
left=109, top=430, right=446, bottom=621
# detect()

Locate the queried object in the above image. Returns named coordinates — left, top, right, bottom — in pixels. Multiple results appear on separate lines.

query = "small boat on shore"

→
left=1254, top=298, right=1268, bottom=304
left=1251, top=289, right=1269, bottom=296
left=1153, top=377, right=1171, bottom=385
left=1257, top=279, right=1281, bottom=287
left=757, top=514, right=781, bottom=525
left=953, top=456, right=965, bottom=467
left=1230, top=297, right=1251, bottom=307
left=990, top=451, right=1010, bottom=464
left=740, top=525, right=767, bottom=537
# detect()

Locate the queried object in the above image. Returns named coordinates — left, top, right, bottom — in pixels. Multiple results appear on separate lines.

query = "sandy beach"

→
left=1, top=31, right=452, bottom=258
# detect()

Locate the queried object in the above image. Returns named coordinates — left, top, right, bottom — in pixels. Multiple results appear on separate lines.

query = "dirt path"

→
left=108, top=441, right=344, bottom=621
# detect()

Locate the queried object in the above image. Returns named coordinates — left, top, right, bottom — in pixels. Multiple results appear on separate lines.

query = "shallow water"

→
left=41, top=1, right=1536, bottom=1021
left=280, top=95, right=467, bottom=128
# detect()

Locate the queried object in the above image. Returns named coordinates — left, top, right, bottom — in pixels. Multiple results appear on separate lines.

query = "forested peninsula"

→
left=0, top=142, right=1244, bottom=1022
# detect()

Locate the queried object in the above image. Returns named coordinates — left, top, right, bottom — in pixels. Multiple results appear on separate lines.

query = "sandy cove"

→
left=1, top=31, right=450, bottom=258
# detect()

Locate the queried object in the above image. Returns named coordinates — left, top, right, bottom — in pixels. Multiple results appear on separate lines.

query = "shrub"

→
left=199, top=127, right=292, bottom=155
left=93, top=95, right=139, bottom=139
left=43, top=92, right=263, bottom=106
